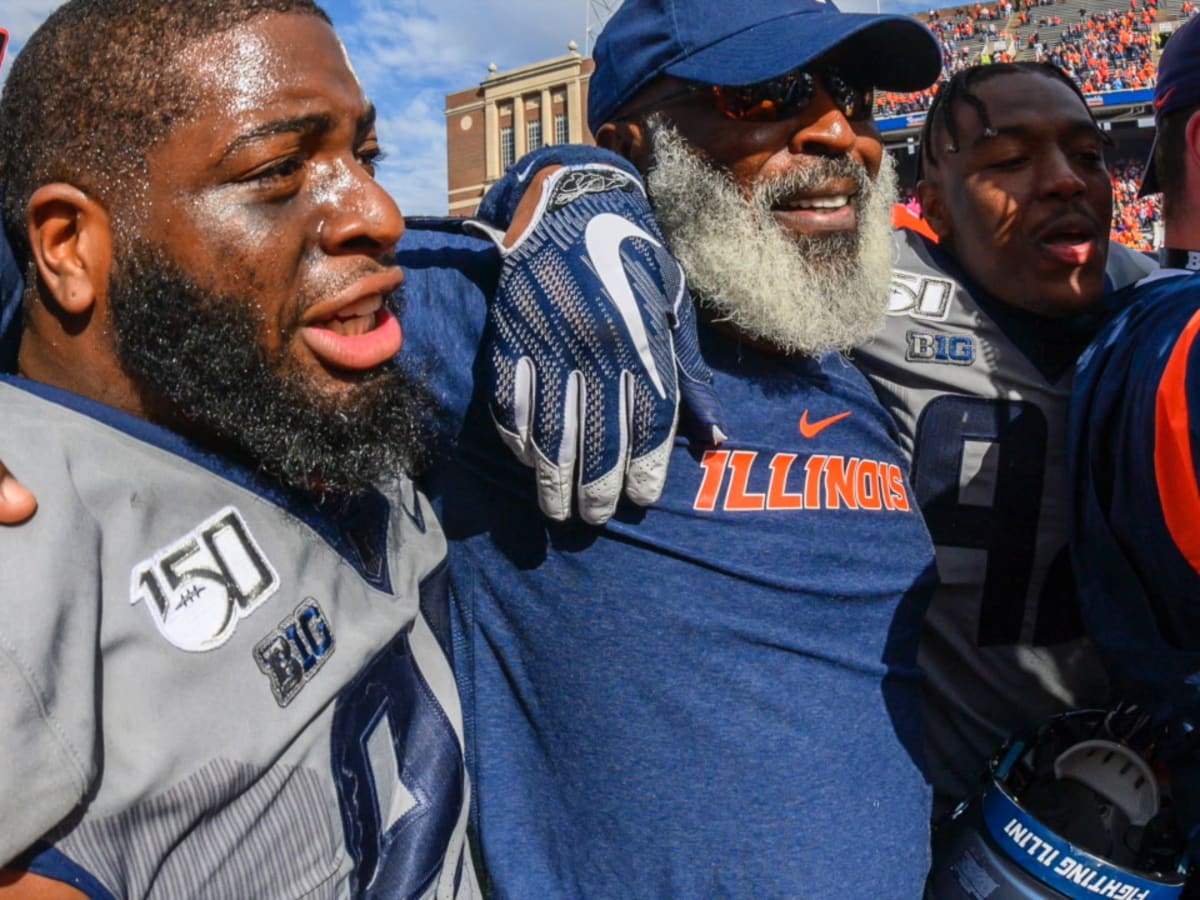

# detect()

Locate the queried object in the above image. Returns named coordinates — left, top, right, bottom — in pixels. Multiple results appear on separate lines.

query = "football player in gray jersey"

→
left=855, top=62, right=1157, bottom=812
left=0, top=2, right=476, bottom=897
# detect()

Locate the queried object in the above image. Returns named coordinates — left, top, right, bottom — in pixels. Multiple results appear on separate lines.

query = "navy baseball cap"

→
left=587, top=0, right=944, bottom=134
left=1139, top=15, right=1200, bottom=196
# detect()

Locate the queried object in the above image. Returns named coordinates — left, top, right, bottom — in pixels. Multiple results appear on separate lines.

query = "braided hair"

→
left=918, top=62, right=1107, bottom=180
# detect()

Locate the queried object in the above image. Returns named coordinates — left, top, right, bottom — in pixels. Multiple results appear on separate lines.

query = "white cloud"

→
left=329, top=0, right=594, bottom=213
left=375, top=89, right=453, bottom=215
left=0, top=0, right=60, bottom=80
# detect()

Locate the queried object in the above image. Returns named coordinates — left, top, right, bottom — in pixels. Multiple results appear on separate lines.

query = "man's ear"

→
left=26, top=184, right=113, bottom=317
left=596, top=119, right=653, bottom=173
left=1185, top=110, right=1200, bottom=192
left=917, top=177, right=952, bottom=243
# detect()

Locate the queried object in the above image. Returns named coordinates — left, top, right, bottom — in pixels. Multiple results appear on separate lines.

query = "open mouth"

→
left=774, top=193, right=854, bottom=211
left=299, top=271, right=405, bottom=372
left=1039, top=227, right=1098, bottom=267
left=770, top=190, right=858, bottom=233
left=317, top=295, right=387, bottom=337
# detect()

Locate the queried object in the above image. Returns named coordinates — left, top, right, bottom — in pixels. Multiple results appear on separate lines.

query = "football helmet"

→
left=928, top=709, right=1189, bottom=899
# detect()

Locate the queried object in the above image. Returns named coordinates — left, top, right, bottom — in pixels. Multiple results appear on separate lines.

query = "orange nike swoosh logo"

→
left=1155, top=86, right=1177, bottom=111
left=799, top=410, right=852, bottom=439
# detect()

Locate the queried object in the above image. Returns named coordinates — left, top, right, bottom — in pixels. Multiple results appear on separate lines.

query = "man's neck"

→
left=1162, top=219, right=1200, bottom=262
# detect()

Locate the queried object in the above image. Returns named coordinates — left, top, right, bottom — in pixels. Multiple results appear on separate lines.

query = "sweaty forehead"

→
left=174, top=12, right=366, bottom=123
left=954, top=72, right=1094, bottom=144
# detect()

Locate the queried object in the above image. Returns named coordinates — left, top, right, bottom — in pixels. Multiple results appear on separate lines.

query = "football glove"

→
left=470, top=147, right=725, bottom=524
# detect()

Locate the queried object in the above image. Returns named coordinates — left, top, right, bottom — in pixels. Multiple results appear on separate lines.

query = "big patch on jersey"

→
left=130, top=507, right=280, bottom=652
left=254, top=600, right=336, bottom=707
left=906, top=330, right=976, bottom=366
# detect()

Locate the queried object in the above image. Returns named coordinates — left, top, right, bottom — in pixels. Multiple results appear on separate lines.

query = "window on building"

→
left=555, top=112, right=569, bottom=145
left=527, top=118, right=543, bottom=152
left=500, top=125, right=515, bottom=168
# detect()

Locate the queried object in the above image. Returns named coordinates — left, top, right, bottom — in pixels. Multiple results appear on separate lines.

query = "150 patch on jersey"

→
left=130, top=506, right=280, bottom=652
left=888, top=270, right=955, bottom=320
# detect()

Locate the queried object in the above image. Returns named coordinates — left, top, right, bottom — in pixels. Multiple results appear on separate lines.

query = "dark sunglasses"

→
left=621, top=65, right=876, bottom=124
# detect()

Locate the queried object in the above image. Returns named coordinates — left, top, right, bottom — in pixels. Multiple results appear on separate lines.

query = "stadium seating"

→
left=879, top=0, right=1197, bottom=245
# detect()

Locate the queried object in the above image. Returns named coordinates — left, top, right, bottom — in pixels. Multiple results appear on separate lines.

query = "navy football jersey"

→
left=1071, top=266, right=1200, bottom=708
left=853, top=227, right=1156, bottom=809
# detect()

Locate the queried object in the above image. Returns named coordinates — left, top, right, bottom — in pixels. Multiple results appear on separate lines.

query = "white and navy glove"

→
left=470, top=147, right=725, bottom=525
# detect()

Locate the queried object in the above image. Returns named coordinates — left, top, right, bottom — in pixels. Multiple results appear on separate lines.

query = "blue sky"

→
left=0, top=0, right=928, bottom=215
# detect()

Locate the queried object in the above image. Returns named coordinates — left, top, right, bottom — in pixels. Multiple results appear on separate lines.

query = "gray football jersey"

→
left=0, top=379, right=479, bottom=900
left=854, top=230, right=1156, bottom=810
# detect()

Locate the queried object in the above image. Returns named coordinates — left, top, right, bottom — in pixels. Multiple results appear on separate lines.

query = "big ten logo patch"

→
left=906, top=330, right=976, bottom=366
left=888, top=270, right=955, bottom=320
left=131, top=507, right=279, bottom=652
left=255, top=601, right=335, bottom=707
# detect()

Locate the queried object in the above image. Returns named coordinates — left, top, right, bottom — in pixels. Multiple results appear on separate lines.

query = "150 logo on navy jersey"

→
left=255, top=600, right=335, bottom=707
left=130, top=507, right=280, bottom=652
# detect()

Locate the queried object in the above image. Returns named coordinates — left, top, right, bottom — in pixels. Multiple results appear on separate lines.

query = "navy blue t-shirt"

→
left=402, top=219, right=938, bottom=898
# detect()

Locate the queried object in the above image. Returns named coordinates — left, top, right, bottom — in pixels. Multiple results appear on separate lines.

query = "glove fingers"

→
left=625, top=436, right=673, bottom=508
left=577, top=371, right=629, bottom=526
left=670, top=281, right=727, bottom=445
left=678, top=375, right=728, bottom=446
left=620, top=366, right=676, bottom=508
left=534, top=370, right=583, bottom=522
left=490, top=355, right=540, bottom=467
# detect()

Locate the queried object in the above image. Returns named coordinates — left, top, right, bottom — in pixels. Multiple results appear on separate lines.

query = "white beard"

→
left=644, top=123, right=897, bottom=357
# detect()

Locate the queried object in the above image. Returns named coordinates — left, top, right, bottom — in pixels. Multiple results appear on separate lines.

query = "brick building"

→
left=445, top=44, right=595, bottom=217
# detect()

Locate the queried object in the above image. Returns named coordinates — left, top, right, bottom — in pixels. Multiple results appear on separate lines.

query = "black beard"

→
left=107, top=247, right=429, bottom=497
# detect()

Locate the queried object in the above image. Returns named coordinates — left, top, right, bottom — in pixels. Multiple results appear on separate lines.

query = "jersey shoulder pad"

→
left=888, top=227, right=968, bottom=322
left=1104, top=242, right=1158, bottom=294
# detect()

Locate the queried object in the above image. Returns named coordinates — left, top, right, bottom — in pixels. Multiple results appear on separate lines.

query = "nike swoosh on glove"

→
left=470, top=150, right=726, bottom=525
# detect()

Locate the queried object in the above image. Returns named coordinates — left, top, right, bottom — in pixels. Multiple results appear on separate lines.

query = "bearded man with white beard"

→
left=393, top=0, right=946, bottom=895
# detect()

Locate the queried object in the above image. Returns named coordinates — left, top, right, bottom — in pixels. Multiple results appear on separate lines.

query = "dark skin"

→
left=0, top=13, right=401, bottom=892
left=568, top=53, right=886, bottom=359
left=17, top=11, right=403, bottom=424
left=919, top=71, right=1112, bottom=317
left=594, top=67, right=884, bottom=245
left=508, top=54, right=885, bottom=250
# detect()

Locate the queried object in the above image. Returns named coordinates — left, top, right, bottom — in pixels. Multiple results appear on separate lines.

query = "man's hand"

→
left=471, top=149, right=725, bottom=525
left=0, top=461, right=36, bottom=525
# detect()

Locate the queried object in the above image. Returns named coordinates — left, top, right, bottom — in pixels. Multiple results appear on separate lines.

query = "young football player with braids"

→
left=859, top=61, right=1155, bottom=812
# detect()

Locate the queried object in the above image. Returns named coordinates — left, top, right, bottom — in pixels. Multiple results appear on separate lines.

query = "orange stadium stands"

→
left=879, top=0, right=1195, bottom=246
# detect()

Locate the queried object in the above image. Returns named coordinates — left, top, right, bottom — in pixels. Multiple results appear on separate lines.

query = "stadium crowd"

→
left=876, top=0, right=1198, bottom=248
left=1111, top=158, right=1163, bottom=249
